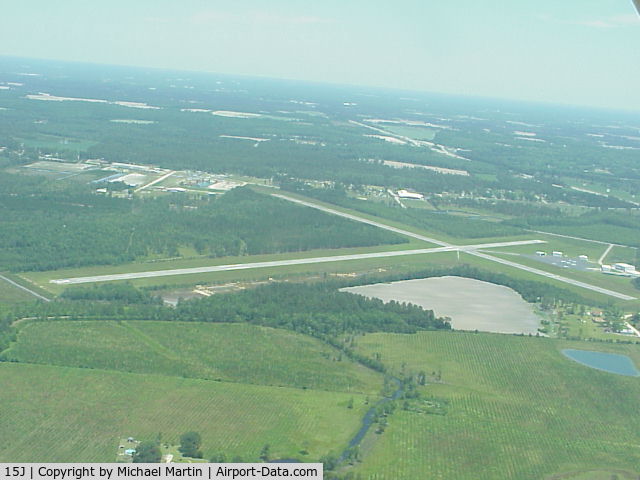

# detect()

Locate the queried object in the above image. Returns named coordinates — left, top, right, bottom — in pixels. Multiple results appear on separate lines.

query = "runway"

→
left=49, top=193, right=637, bottom=300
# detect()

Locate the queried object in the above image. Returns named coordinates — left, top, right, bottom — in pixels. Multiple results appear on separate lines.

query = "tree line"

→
left=0, top=178, right=405, bottom=272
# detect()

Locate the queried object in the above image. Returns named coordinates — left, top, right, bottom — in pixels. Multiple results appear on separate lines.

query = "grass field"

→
left=352, top=331, right=640, bottom=479
left=21, top=241, right=432, bottom=293
left=0, top=277, right=37, bottom=304
left=0, top=362, right=369, bottom=462
left=22, top=251, right=462, bottom=295
left=493, top=233, right=614, bottom=260
left=3, top=321, right=382, bottom=394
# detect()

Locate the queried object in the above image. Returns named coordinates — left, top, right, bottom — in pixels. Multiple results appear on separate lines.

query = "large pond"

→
left=562, top=349, right=640, bottom=377
left=341, top=276, right=541, bottom=334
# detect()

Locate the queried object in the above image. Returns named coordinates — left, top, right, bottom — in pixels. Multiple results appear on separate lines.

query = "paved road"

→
left=0, top=274, right=51, bottom=302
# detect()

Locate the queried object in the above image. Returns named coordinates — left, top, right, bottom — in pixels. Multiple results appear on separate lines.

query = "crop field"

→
left=0, top=362, right=369, bottom=462
left=3, top=321, right=382, bottom=393
left=352, top=331, right=640, bottom=479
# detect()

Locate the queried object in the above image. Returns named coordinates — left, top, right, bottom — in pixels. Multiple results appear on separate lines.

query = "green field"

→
left=3, top=321, right=382, bottom=393
left=351, top=331, right=640, bottom=479
left=494, top=233, right=613, bottom=260
left=0, top=277, right=37, bottom=304
left=0, top=362, right=368, bottom=462
left=22, top=251, right=464, bottom=297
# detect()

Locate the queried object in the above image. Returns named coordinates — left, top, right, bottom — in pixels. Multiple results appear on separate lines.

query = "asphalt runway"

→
left=49, top=193, right=636, bottom=300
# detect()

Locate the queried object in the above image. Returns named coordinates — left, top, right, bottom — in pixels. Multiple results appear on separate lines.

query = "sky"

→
left=1, top=0, right=639, bottom=110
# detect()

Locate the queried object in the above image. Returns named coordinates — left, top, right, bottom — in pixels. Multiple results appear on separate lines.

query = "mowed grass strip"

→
left=0, top=362, right=369, bottom=462
left=3, top=321, right=382, bottom=394
left=353, top=331, right=640, bottom=479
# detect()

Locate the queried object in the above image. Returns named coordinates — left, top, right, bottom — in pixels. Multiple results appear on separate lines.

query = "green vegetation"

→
left=352, top=331, right=640, bottom=479
left=179, top=432, right=203, bottom=459
left=381, top=125, right=437, bottom=141
left=0, top=277, right=37, bottom=304
left=0, top=177, right=405, bottom=272
left=132, top=441, right=161, bottom=463
left=60, top=282, right=161, bottom=304
left=3, top=321, right=382, bottom=393
left=0, top=362, right=368, bottom=462
left=2, top=57, right=640, bottom=475
left=283, top=184, right=527, bottom=239
left=512, top=210, right=640, bottom=249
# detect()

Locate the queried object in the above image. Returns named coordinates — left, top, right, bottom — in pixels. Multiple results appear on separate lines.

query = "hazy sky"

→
left=1, top=0, right=639, bottom=110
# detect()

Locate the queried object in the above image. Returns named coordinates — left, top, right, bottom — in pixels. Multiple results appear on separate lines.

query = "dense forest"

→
left=0, top=177, right=405, bottom=272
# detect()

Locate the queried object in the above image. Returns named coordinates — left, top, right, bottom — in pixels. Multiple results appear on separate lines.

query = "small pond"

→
left=562, top=349, right=640, bottom=377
